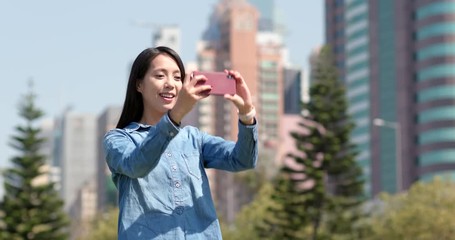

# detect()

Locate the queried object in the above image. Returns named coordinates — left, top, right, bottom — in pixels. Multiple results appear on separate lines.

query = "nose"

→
left=164, top=74, right=176, bottom=89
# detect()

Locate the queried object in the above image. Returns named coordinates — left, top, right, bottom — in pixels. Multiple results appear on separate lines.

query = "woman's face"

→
left=137, top=54, right=183, bottom=116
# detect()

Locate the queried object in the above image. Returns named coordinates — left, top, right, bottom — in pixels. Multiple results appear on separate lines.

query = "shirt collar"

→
left=124, top=122, right=152, bottom=132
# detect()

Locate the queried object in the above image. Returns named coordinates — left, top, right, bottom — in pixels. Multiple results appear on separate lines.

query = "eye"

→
left=174, top=76, right=182, bottom=81
left=155, top=74, right=165, bottom=79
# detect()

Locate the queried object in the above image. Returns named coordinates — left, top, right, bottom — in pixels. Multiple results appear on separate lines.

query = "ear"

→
left=136, top=81, right=143, bottom=93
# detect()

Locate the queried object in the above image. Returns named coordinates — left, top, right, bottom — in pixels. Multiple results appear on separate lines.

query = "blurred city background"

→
left=2, top=0, right=455, bottom=239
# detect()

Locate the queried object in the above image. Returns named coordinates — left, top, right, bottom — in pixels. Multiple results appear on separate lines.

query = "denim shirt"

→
left=103, top=114, right=258, bottom=239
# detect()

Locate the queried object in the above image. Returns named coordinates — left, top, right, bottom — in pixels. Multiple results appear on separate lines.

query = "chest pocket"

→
left=182, top=152, right=202, bottom=179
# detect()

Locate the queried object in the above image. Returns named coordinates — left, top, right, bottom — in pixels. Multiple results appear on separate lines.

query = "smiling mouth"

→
left=159, top=93, right=176, bottom=99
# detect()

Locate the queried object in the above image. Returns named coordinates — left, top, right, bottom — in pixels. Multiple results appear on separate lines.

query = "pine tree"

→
left=266, top=45, right=365, bottom=239
left=0, top=82, right=69, bottom=239
left=254, top=112, right=328, bottom=239
left=310, top=46, right=364, bottom=237
left=281, top=118, right=328, bottom=240
left=256, top=174, right=308, bottom=240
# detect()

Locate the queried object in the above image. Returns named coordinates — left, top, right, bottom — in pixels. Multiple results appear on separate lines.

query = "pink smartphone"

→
left=192, top=71, right=236, bottom=95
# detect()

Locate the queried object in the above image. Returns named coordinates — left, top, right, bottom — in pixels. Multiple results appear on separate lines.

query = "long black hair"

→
left=116, top=46, right=186, bottom=129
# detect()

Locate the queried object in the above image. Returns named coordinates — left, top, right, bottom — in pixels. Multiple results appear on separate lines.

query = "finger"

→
left=194, top=74, right=207, bottom=83
left=225, top=70, right=252, bottom=98
left=224, top=94, right=243, bottom=107
left=185, top=65, right=198, bottom=79
left=187, top=75, right=207, bottom=90
left=227, top=70, right=242, bottom=83
left=197, top=90, right=211, bottom=98
left=183, top=72, right=193, bottom=85
left=223, top=93, right=234, bottom=101
left=194, top=84, right=212, bottom=95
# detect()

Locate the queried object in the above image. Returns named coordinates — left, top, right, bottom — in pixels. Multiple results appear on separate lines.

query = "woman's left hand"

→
left=223, top=70, right=255, bottom=125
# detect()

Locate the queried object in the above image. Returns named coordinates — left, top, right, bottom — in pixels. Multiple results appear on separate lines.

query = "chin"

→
left=162, top=105, right=175, bottom=112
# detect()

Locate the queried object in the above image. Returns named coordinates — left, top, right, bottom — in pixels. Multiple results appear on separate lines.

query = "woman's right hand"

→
left=168, top=72, right=212, bottom=124
left=223, top=70, right=255, bottom=125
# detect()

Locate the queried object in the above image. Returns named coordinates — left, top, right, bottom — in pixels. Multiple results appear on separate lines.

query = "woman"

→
left=103, top=46, right=258, bottom=239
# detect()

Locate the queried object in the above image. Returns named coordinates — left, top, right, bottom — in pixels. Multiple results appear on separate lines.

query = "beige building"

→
left=195, top=0, right=297, bottom=223
left=213, top=0, right=260, bottom=223
left=256, top=31, right=284, bottom=162
left=96, top=106, right=122, bottom=212
left=54, top=110, right=98, bottom=217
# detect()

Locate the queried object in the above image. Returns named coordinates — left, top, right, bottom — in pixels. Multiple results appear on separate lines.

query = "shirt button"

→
left=166, top=152, right=172, bottom=157
left=169, top=131, right=175, bottom=137
left=171, top=165, right=177, bottom=171
left=176, top=206, right=184, bottom=215
left=175, top=181, right=181, bottom=188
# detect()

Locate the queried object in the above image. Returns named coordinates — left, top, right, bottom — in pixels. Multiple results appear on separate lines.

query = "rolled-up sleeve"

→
left=103, top=114, right=180, bottom=178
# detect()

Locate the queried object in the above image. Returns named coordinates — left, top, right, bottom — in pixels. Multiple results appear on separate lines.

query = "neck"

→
left=140, top=108, right=164, bottom=125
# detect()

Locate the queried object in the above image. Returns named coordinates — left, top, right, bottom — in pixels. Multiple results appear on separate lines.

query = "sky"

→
left=0, top=0, right=323, bottom=169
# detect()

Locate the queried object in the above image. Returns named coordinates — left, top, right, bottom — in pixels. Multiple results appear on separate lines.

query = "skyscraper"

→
left=54, top=110, right=98, bottom=217
left=325, top=0, right=455, bottom=197
left=195, top=0, right=297, bottom=223
left=283, top=67, right=303, bottom=114
left=153, top=25, right=181, bottom=54
left=256, top=31, right=284, bottom=159
left=96, top=105, right=121, bottom=212
left=249, top=0, right=286, bottom=34
left=37, top=118, right=61, bottom=189
left=216, top=0, right=260, bottom=223
left=248, top=0, right=275, bottom=31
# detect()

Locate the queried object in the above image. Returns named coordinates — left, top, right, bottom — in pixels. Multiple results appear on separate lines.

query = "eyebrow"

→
left=153, top=68, right=180, bottom=74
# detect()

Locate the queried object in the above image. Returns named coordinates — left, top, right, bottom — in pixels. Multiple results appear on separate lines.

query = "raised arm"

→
left=201, top=121, right=258, bottom=171
left=103, top=114, right=179, bottom=178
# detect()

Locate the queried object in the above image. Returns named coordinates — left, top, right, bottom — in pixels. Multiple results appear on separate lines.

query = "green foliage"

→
left=220, top=142, right=280, bottom=239
left=304, top=46, right=365, bottom=238
left=258, top=175, right=313, bottom=240
left=0, top=83, right=69, bottom=240
left=309, top=46, right=364, bottom=198
left=234, top=149, right=278, bottom=194
left=81, top=207, right=119, bottom=240
left=221, top=182, right=276, bottom=240
left=256, top=45, right=365, bottom=239
left=366, top=179, right=455, bottom=240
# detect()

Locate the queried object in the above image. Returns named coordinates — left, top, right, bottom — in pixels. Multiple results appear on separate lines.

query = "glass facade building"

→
left=326, top=0, right=455, bottom=197
left=415, top=1, right=455, bottom=181
left=344, top=0, right=373, bottom=195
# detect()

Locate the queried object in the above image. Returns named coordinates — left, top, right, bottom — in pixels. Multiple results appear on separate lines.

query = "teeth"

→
left=160, top=93, right=174, bottom=98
